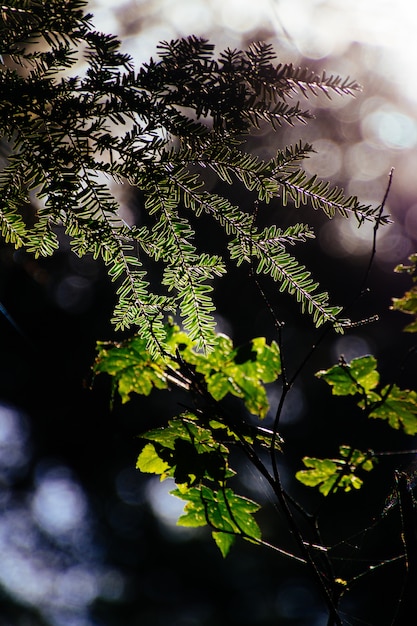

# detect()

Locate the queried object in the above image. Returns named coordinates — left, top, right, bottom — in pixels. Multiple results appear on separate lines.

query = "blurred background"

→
left=1, top=1, right=417, bottom=624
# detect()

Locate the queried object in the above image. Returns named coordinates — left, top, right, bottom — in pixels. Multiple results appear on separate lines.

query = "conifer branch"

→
left=0, top=1, right=383, bottom=350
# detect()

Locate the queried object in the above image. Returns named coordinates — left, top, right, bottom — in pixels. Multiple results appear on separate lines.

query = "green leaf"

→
left=94, top=337, right=169, bottom=402
left=391, top=253, right=417, bottom=332
left=391, top=287, right=417, bottom=332
left=296, top=458, right=339, bottom=495
left=172, top=486, right=208, bottom=528
left=136, top=443, right=170, bottom=475
left=94, top=324, right=281, bottom=422
left=215, top=488, right=262, bottom=540
left=143, top=416, right=228, bottom=455
left=317, top=356, right=417, bottom=437
left=296, top=447, right=375, bottom=495
left=316, top=355, right=379, bottom=396
left=189, top=335, right=281, bottom=418
left=212, top=532, right=236, bottom=558
left=140, top=416, right=233, bottom=486
left=172, top=485, right=261, bottom=556
left=369, top=385, right=417, bottom=435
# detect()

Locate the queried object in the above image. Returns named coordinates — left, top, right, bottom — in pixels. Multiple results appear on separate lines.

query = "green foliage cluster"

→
left=295, top=355, right=417, bottom=495
left=93, top=300, right=417, bottom=626
left=392, top=252, right=417, bottom=332
left=94, top=321, right=417, bottom=559
left=95, top=320, right=281, bottom=413
left=296, top=445, right=375, bottom=496
left=95, top=320, right=281, bottom=555
left=316, top=355, right=417, bottom=434
left=0, top=0, right=389, bottom=354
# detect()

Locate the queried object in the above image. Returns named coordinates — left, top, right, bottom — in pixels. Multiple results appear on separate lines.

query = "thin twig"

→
left=358, top=168, right=394, bottom=297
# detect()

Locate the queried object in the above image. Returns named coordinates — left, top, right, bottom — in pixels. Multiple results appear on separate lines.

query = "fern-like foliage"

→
left=0, top=1, right=389, bottom=352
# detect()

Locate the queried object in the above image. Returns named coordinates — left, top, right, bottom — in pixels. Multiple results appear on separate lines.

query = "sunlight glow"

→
left=163, top=0, right=214, bottom=35
left=303, top=139, right=342, bottom=178
left=146, top=477, right=185, bottom=525
left=216, top=0, right=270, bottom=33
left=87, top=0, right=417, bottom=217
left=32, top=473, right=88, bottom=536
left=0, top=438, right=126, bottom=623
left=331, top=335, right=373, bottom=363
left=266, top=385, right=305, bottom=426
left=89, top=0, right=417, bottom=103
left=145, top=477, right=198, bottom=538
left=0, top=404, right=31, bottom=479
left=345, top=142, right=391, bottom=182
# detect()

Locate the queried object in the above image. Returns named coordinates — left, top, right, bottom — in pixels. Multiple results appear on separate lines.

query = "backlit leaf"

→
left=188, top=335, right=281, bottom=418
left=296, top=447, right=375, bottom=496
left=136, top=443, right=170, bottom=475
left=172, top=485, right=261, bottom=556
left=212, top=531, right=236, bottom=557
left=369, top=385, right=417, bottom=435
left=316, top=355, right=379, bottom=396
left=94, top=339, right=169, bottom=402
